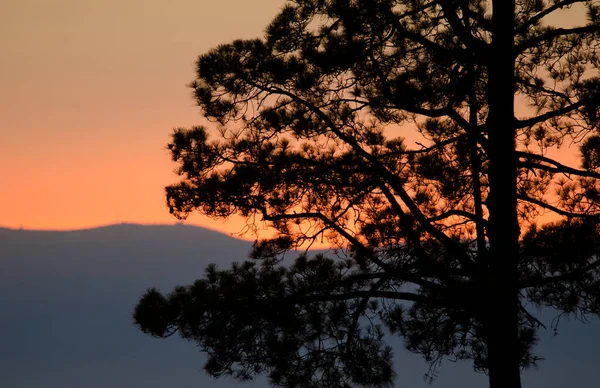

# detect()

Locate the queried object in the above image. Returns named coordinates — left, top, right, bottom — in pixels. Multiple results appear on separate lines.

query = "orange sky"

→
left=1, top=0, right=284, bottom=236
left=0, top=1, right=588, bottom=237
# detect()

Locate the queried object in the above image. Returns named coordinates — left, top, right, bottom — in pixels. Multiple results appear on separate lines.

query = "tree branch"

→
left=514, top=99, right=587, bottom=129
left=516, top=0, right=586, bottom=34
left=520, top=259, right=600, bottom=288
left=374, top=181, right=470, bottom=286
left=520, top=304, right=547, bottom=329
left=286, top=290, right=425, bottom=304
left=426, top=209, right=487, bottom=226
left=252, top=82, right=475, bottom=271
left=262, top=211, right=396, bottom=273
left=439, top=0, right=489, bottom=53
left=346, top=278, right=386, bottom=354
left=386, top=7, right=473, bottom=63
left=401, top=134, right=467, bottom=155
left=517, top=151, right=600, bottom=180
left=517, top=25, right=600, bottom=54
left=516, top=194, right=600, bottom=219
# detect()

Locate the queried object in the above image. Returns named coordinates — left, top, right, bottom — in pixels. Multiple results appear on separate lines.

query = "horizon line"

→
left=0, top=222, right=334, bottom=250
left=0, top=221, right=252, bottom=237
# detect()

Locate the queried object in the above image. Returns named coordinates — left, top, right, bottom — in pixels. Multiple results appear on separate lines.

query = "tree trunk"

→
left=485, top=1, right=521, bottom=388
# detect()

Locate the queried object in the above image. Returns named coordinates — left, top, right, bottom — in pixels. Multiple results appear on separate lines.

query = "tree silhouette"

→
left=134, top=1, right=600, bottom=387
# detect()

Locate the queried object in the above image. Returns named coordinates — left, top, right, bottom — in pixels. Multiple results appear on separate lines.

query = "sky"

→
left=1, top=0, right=284, bottom=235
left=1, top=3, right=598, bottom=387
left=0, top=0, right=589, bottom=236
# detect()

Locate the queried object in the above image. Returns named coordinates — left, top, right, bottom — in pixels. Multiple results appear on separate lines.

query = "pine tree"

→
left=134, top=1, right=600, bottom=387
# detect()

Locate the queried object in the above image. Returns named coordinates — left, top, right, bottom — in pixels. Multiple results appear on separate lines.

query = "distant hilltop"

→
left=0, top=222, right=242, bottom=239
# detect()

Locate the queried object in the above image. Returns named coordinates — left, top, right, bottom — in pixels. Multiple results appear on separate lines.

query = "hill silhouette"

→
left=1, top=224, right=598, bottom=387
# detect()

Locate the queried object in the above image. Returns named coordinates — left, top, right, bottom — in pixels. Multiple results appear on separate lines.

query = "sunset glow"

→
left=0, top=0, right=589, bottom=236
left=1, top=0, right=284, bottom=236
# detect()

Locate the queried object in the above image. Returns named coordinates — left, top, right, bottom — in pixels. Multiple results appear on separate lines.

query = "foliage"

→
left=134, top=1, right=600, bottom=387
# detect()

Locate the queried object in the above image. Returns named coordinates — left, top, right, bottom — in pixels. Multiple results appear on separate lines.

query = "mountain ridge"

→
left=1, top=223, right=598, bottom=387
left=0, top=222, right=247, bottom=239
